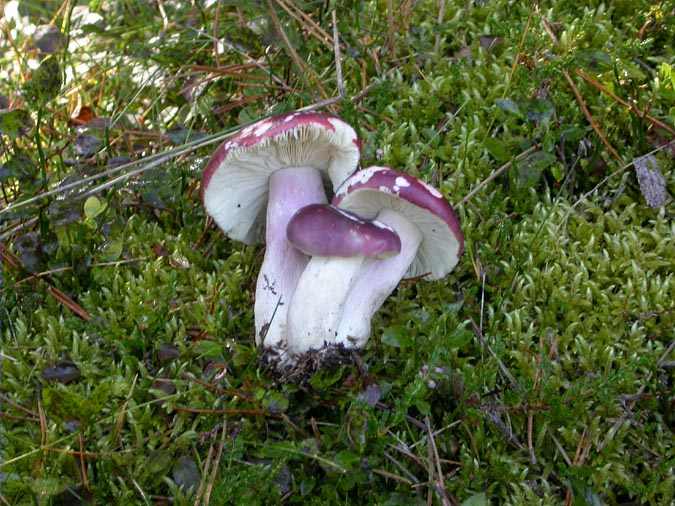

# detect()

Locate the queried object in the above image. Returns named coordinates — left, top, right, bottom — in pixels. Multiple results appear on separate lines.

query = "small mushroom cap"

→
left=287, top=204, right=401, bottom=259
left=333, top=166, right=464, bottom=279
left=202, top=112, right=360, bottom=244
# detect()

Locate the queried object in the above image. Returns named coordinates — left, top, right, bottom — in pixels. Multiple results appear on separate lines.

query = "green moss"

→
left=1, top=0, right=673, bottom=504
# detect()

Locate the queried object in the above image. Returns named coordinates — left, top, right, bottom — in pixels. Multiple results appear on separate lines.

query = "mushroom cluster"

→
left=202, top=113, right=463, bottom=370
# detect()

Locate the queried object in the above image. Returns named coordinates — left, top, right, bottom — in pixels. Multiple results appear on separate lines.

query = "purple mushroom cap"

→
left=333, top=166, right=464, bottom=280
left=287, top=204, right=401, bottom=259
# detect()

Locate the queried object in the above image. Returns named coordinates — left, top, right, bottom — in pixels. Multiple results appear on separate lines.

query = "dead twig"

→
left=174, top=406, right=277, bottom=417
left=459, top=144, right=541, bottom=206
left=469, top=319, right=522, bottom=392
left=566, top=139, right=674, bottom=215
left=386, top=0, right=396, bottom=56
left=0, top=393, right=39, bottom=418
left=266, top=0, right=329, bottom=100
left=78, top=432, right=90, bottom=490
left=561, top=70, right=622, bottom=162
left=194, top=442, right=215, bottom=506
left=332, top=10, right=345, bottom=99
left=384, top=451, right=421, bottom=485
left=575, top=68, right=675, bottom=136
left=527, top=412, right=537, bottom=465
left=434, top=0, right=446, bottom=55
left=480, top=402, right=524, bottom=450
left=275, top=0, right=335, bottom=49
left=372, top=468, right=414, bottom=486
left=598, top=340, right=675, bottom=452
left=0, top=412, right=39, bottom=422
left=425, top=416, right=454, bottom=506
left=549, top=433, right=573, bottom=467
left=540, top=15, right=621, bottom=162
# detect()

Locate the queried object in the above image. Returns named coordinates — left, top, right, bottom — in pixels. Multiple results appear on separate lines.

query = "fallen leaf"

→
left=357, top=383, right=382, bottom=407
left=172, top=456, right=200, bottom=491
left=74, top=134, right=101, bottom=157
left=42, top=361, right=81, bottom=384
left=151, top=378, right=177, bottom=396
left=70, top=105, right=95, bottom=126
left=479, top=35, right=503, bottom=51
left=634, top=154, right=668, bottom=208
left=33, top=25, right=65, bottom=54
left=453, top=46, right=472, bottom=61
left=158, top=343, right=180, bottom=363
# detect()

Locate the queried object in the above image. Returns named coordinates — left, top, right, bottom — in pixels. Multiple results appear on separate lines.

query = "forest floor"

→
left=1, top=1, right=674, bottom=504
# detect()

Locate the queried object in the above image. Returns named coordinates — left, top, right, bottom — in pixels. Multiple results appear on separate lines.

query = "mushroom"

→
left=285, top=204, right=402, bottom=355
left=286, top=166, right=463, bottom=352
left=201, top=112, right=360, bottom=358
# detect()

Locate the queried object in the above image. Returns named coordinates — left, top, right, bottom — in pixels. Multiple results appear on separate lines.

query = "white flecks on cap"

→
left=253, top=121, right=273, bottom=136
left=395, top=176, right=410, bottom=188
left=419, top=180, right=443, bottom=198
left=379, top=185, right=392, bottom=194
left=283, top=113, right=299, bottom=122
left=337, top=166, right=383, bottom=195
left=241, top=124, right=256, bottom=136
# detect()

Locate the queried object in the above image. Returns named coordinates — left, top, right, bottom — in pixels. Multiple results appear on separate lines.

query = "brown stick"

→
left=275, top=0, right=334, bottom=49
left=202, top=420, right=228, bottom=506
left=425, top=416, right=454, bottom=506
left=174, top=406, right=277, bottom=417
left=266, top=0, right=329, bottom=100
left=470, top=319, right=522, bottom=392
left=527, top=412, right=537, bottom=465
left=562, top=70, right=622, bottom=162
left=0, top=393, right=39, bottom=418
left=0, top=244, right=92, bottom=321
left=576, top=68, right=675, bottom=136
left=540, top=14, right=621, bottom=162
left=459, top=145, right=541, bottom=206
left=79, top=432, right=90, bottom=490
left=332, top=10, right=345, bottom=98
left=434, top=0, right=446, bottom=55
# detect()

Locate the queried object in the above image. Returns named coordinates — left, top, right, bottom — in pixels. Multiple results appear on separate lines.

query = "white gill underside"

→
left=204, top=125, right=359, bottom=244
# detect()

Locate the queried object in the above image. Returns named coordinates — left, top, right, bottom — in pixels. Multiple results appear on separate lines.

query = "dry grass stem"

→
left=459, top=144, right=541, bottom=205
left=266, top=0, right=329, bottom=100
left=332, top=10, right=345, bottom=98
left=576, top=68, right=675, bottom=136
left=275, top=0, right=334, bottom=49
left=562, top=70, right=622, bottom=162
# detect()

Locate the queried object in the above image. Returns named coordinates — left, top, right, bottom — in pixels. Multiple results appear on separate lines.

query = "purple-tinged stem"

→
left=255, top=167, right=326, bottom=355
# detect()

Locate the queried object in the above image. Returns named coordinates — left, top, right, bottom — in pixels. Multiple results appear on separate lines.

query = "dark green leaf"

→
left=0, top=109, right=33, bottom=138
left=461, top=492, right=489, bottom=506
left=381, top=326, right=412, bottom=348
left=42, top=361, right=81, bottom=384
left=484, top=137, right=511, bottom=162
left=172, top=456, right=200, bottom=491
left=495, top=98, right=521, bottom=116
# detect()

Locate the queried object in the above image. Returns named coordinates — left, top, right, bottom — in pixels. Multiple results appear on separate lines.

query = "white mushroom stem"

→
left=286, top=208, right=422, bottom=355
left=255, top=167, right=326, bottom=351
left=335, top=208, right=422, bottom=348
left=286, top=256, right=364, bottom=354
